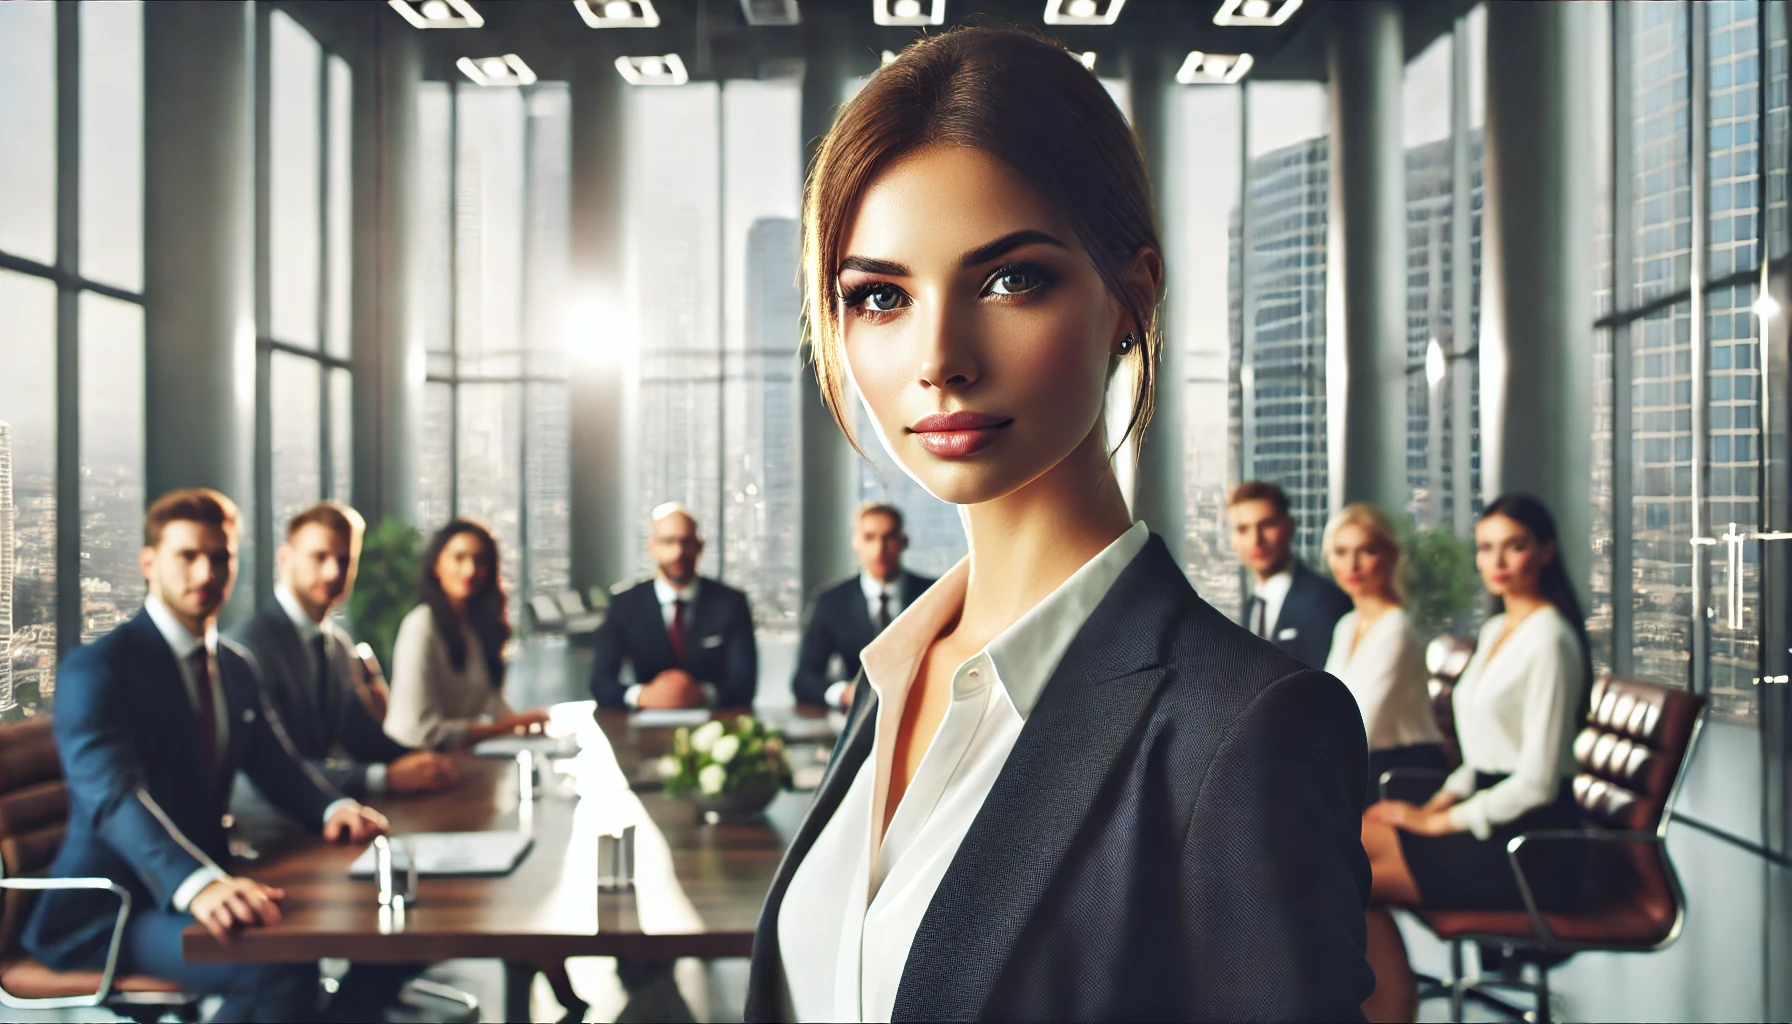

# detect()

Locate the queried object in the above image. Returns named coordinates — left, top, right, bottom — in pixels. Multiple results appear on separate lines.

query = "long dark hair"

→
left=419, top=519, right=510, bottom=688
left=1479, top=494, right=1593, bottom=713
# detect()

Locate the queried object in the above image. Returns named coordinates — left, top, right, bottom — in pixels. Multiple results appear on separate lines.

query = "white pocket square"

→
left=701, top=634, right=725, bottom=649
left=1276, top=627, right=1298, bottom=640
left=242, top=708, right=256, bottom=722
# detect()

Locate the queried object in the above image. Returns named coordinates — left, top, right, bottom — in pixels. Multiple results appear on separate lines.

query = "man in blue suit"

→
left=22, top=488, right=388, bottom=1023
left=1227, top=480, right=1353, bottom=670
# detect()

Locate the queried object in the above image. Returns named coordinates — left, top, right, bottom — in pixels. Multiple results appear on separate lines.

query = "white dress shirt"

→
left=1323, top=608, right=1444, bottom=751
left=778, top=521, right=1149, bottom=1022
left=821, top=573, right=911, bottom=709
left=144, top=596, right=357, bottom=912
left=1440, top=606, right=1584, bottom=839
left=273, top=585, right=387, bottom=795
left=623, top=577, right=718, bottom=709
left=1250, top=567, right=1295, bottom=637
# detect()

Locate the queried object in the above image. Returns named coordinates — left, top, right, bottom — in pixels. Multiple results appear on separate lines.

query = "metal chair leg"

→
left=1449, top=938, right=1466, bottom=1022
left=1532, top=961, right=1552, bottom=1024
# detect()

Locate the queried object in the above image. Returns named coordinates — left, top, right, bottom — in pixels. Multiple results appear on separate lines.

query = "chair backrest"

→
left=527, top=595, right=566, bottom=632
left=0, top=718, right=68, bottom=962
left=553, top=590, right=588, bottom=618
left=1424, top=633, right=1475, bottom=769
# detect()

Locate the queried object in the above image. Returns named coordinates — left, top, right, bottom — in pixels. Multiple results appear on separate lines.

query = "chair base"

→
left=1416, top=939, right=1566, bottom=1024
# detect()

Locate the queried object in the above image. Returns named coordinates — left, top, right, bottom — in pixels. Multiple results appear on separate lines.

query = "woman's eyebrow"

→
left=837, top=255, right=909, bottom=276
left=958, top=229, right=1068, bottom=268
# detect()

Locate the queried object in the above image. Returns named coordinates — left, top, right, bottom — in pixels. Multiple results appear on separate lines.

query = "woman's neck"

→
left=1502, top=589, right=1551, bottom=622
left=1352, top=592, right=1399, bottom=623
left=952, top=427, right=1133, bottom=649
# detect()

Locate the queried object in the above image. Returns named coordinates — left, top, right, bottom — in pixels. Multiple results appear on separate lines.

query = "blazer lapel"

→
left=893, top=537, right=1193, bottom=1021
left=636, top=584, right=678, bottom=670
left=843, top=579, right=876, bottom=649
left=124, top=612, right=212, bottom=786
left=263, top=609, right=322, bottom=749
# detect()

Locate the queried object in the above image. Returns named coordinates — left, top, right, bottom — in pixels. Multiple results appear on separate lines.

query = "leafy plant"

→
left=1398, top=520, right=1480, bottom=637
left=659, top=716, right=793, bottom=798
left=346, top=517, right=424, bottom=673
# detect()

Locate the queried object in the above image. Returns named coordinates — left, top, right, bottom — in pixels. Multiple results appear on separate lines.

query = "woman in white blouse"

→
left=1321, top=503, right=1447, bottom=807
left=743, top=28, right=1372, bottom=1023
left=1358, top=494, right=1589, bottom=1021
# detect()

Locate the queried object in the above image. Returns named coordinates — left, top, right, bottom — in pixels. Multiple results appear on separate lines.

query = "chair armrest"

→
left=1378, top=767, right=1450, bottom=804
left=0, top=877, right=133, bottom=1010
left=1503, top=828, right=1666, bottom=950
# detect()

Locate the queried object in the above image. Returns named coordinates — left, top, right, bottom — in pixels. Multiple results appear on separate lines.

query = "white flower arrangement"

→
left=660, top=714, right=793, bottom=801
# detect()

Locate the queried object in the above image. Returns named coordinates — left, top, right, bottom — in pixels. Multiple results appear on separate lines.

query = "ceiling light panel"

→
left=741, top=0, right=801, bottom=26
left=1043, top=0, right=1124, bottom=27
left=1212, top=0, right=1302, bottom=28
left=574, top=0, right=662, bottom=28
left=389, top=0, right=484, bottom=29
left=1175, top=50, right=1253, bottom=85
left=615, top=53, right=690, bottom=86
left=458, top=54, right=539, bottom=86
left=873, top=0, right=945, bottom=27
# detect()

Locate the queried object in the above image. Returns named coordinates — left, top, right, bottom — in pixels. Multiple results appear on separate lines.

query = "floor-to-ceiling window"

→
left=0, top=2, right=145, bottom=720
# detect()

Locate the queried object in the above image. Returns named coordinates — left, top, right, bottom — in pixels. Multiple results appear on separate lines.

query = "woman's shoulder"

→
left=395, top=604, right=439, bottom=646
left=1157, top=596, right=1357, bottom=721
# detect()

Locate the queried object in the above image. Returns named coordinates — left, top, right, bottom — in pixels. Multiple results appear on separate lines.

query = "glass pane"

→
left=79, top=292, right=144, bottom=646
left=0, top=2, right=57, bottom=264
left=420, top=82, right=453, bottom=356
left=1708, top=1, right=1763, bottom=280
left=1171, top=84, right=1242, bottom=621
left=1706, top=282, right=1761, bottom=723
left=1592, top=3, right=1616, bottom=319
left=326, top=56, right=352, bottom=359
left=1590, top=326, right=1616, bottom=677
left=80, top=0, right=143, bottom=293
left=417, top=381, right=453, bottom=530
left=0, top=272, right=59, bottom=719
left=1632, top=2, right=1693, bottom=303
left=627, top=83, right=723, bottom=572
left=1403, top=34, right=1455, bottom=531
left=328, top=367, right=351, bottom=504
left=1240, top=82, right=1330, bottom=564
left=456, top=89, right=527, bottom=378
left=721, top=80, right=801, bottom=631
left=270, top=10, right=320, bottom=347
left=1630, top=300, right=1694, bottom=687
left=525, top=382, right=570, bottom=599
left=456, top=384, right=521, bottom=619
left=270, top=351, right=322, bottom=529
left=524, top=84, right=570, bottom=379
left=1769, top=0, right=1789, bottom=259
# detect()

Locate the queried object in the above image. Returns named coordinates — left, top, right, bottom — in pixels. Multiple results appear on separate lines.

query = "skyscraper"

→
left=0, top=422, right=16, bottom=716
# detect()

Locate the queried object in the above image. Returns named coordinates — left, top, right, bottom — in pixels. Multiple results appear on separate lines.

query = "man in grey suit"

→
left=236, top=503, right=457, bottom=799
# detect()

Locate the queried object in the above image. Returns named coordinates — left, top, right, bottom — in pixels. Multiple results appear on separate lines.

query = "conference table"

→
left=183, top=704, right=838, bottom=1019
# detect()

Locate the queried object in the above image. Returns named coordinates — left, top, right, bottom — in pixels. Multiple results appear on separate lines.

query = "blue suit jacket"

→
left=22, top=611, right=341, bottom=971
left=746, top=536, right=1373, bottom=1021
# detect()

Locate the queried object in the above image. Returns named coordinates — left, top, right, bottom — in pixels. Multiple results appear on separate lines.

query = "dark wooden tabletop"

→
left=182, top=706, right=831, bottom=964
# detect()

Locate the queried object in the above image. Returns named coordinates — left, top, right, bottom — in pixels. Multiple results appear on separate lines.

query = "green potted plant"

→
left=346, top=517, right=424, bottom=674
left=659, top=716, right=793, bottom=823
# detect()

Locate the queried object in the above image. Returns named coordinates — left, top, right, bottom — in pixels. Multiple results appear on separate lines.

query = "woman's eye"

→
left=860, top=284, right=906, bottom=313
left=986, top=265, right=1047, bottom=296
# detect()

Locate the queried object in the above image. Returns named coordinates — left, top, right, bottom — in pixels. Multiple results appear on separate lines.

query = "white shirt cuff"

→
left=824, top=681, right=851, bottom=709
left=172, top=865, right=228, bottom=914
left=322, top=798, right=360, bottom=828
left=364, top=764, right=389, bottom=797
left=624, top=684, right=642, bottom=709
left=1448, top=799, right=1491, bottom=840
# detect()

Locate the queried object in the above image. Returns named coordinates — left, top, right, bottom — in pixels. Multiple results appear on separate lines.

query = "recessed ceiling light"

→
left=574, top=0, right=661, bottom=28
left=1212, top=0, right=1302, bottom=27
left=873, top=0, right=944, bottom=27
left=458, top=53, right=539, bottom=86
left=1043, top=0, right=1125, bottom=26
left=388, top=0, right=484, bottom=29
left=741, top=0, right=801, bottom=25
left=615, top=53, right=691, bottom=86
left=1175, top=50, right=1253, bottom=84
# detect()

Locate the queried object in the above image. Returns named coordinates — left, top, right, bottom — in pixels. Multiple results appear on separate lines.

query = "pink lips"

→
left=908, top=410, right=1013, bottom=457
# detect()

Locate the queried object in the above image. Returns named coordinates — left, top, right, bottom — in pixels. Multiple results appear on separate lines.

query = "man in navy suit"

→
left=1227, top=480, right=1353, bottom=670
left=23, top=489, right=388, bottom=1023
left=589, top=503, right=758, bottom=709
left=792, top=503, right=935, bottom=709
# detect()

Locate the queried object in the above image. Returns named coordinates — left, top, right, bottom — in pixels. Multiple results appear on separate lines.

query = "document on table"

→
left=347, top=832, right=535, bottom=878
left=471, top=733, right=582, bottom=759
left=630, top=709, right=713, bottom=728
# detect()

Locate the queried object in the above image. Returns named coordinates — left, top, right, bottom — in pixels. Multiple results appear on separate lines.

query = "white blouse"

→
left=384, top=604, right=513, bottom=750
left=1440, top=606, right=1585, bottom=839
left=776, top=522, right=1150, bottom=1023
left=1323, top=608, right=1444, bottom=752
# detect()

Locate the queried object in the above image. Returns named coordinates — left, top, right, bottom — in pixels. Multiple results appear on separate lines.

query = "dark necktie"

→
left=192, top=648, right=218, bottom=783
left=1249, top=596, right=1268, bottom=638
left=875, top=592, right=891, bottom=633
left=312, top=633, right=332, bottom=728
left=668, top=599, right=687, bottom=663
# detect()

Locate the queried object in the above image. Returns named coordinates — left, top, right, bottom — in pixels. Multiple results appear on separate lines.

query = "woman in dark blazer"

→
left=745, top=28, right=1373, bottom=1022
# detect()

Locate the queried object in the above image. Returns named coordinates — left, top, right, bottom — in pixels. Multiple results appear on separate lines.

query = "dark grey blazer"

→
left=234, top=604, right=412, bottom=799
left=745, top=535, right=1373, bottom=1022
left=791, top=570, right=935, bottom=707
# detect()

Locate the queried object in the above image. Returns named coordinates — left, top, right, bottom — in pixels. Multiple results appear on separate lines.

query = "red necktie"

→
left=192, top=648, right=218, bottom=783
left=668, top=599, right=687, bottom=664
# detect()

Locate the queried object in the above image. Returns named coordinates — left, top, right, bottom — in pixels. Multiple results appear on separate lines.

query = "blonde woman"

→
left=1321, top=504, right=1447, bottom=808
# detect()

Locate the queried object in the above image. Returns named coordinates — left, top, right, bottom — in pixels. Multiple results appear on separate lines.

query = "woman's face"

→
left=1327, top=521, right=1395, bottom=603
left=836, top=144, right=1144, bottom=505
left=436, top=531, right=491, bottom=607
left=1474, top=513, right=1553, bottom=600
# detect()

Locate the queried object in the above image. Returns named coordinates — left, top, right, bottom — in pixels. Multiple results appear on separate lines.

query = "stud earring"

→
left=1117, top=333, right=1136, bottom=354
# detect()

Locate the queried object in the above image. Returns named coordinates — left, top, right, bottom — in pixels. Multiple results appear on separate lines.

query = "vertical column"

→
left=798, top=39, right=859, bottom=599
left=1126, top=43, right=1184, bottom=564
left=143, top=3, right=256, bottom=537
left=569, top=51, right=634, bottom=598
left=1479, top=1, right=1595, bottom=592
left=1449, top=11, right=1476, bottom=536
left=350, top=15, right=423, bottom=528
left=1326, top=0, right=1407, bottom=515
